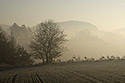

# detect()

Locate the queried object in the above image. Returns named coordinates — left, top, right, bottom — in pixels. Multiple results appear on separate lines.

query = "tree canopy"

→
left=30, top=20, right=67, bottom=64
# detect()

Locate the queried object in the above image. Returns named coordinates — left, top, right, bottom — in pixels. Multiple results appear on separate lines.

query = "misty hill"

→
left=59, top=20, right=98, bottom=30
left=1, top=21, right=125, bottom=61
left=57, top=21, right=125, bottom=60
left=55, top=21, right=105, bottom=60
left=58, top=20, right=98, bottom=38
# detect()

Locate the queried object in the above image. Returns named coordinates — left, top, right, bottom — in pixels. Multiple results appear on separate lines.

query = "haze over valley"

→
left=1, top=20, right=125, bottom=61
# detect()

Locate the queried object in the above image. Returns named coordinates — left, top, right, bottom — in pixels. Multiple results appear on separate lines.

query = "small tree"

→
left=110, top=55, right=116, bottom=60
left=99, top=56, right=106, bottom=61
left=106, top=55, right=110, bottom=60
left=84, top=56, right=88, bottom=61
left=30, top=20, right=67, bottom=64
left=14, top=45, right=33, bottom=65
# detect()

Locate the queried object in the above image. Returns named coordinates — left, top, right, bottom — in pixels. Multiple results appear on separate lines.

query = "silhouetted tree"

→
left=0, top=27, right=10, bottom=64
left=13, top=44, right=32, bottom=65
left=72, top=55, right=77, bottom=61
left=110, top=55, right=116, bottom=60
left=56, top=59, right=61, bottom=62
left=84, top=56, right=88, bottom=61
left=89, top=58, right=95, bottom=61
left=106, top=56, right=110, bottom=60
left=99, top=56, right=106, bottom=61
left=77, top=56, right=81, bottom=61
left=116, top=56, right=121, bottom=60
left=0, top=28, right=32, bottom=65
left=30, top=20, right=67, bottom=64
left=72, top=55, right=81, bottom=61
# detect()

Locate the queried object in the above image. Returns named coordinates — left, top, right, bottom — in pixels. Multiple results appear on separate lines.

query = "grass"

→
left=0, top=60, right=125, bottom=83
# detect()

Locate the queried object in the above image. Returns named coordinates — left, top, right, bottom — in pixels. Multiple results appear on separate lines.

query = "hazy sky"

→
left=1, top=0, right=125, bottom=31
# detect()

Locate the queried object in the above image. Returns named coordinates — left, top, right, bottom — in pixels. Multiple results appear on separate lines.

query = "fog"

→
left=59, top=21, right=125, bottom=61
left=1, top=21, right=125, bottom=61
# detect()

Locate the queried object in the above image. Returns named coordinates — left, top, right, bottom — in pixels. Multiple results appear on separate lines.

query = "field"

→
left=1, top=61, right=125, bottom=83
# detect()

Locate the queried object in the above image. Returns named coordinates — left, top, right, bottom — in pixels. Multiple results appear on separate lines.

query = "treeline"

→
left=0, top=28, right=33, bottom=66
left=0, top=20, right=66, bottom=66
left=1, top=20, right=125, bottom=66
left=67, top=55, right=125, bottom=63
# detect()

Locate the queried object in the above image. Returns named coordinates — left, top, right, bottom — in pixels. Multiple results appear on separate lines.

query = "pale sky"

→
left=1, top=0, right=125, bottom=31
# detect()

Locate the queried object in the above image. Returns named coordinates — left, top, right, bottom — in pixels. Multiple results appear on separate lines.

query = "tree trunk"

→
left=46, top=53, right=49, bottom=63
left=49, top=58, right=53, bottom=63
left=46, top=57, right=53, bottom=63
left=42, top=59, right=45, bottom=64
left=45, top=52, right=53, bottom=63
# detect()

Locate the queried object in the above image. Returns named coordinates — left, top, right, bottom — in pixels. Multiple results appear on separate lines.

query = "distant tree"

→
left=56, top=59, right=61, bottom=62
left=30, top=20, right=67, bottom=64
left=14, top=45, right=33, bottom=65
left=99, top=56, right=106, bottom=61
left=110, top=55, right=116, bottom=60
left=89, top=58, right=95, bottom=61
left=77, top=56, right=81, bottom=61
left=72, top=55, right=81, bottom=62
left=121, top=55, right=125, bottom=60
left=106, top=56, right=110, bottom=60
left=84, top=56, right=88, bottom=61
left=72, top=55, right=77, bottom=61
left=116, top=56, right=120, bottom=60
left=0, top=28, right=32, bottom=65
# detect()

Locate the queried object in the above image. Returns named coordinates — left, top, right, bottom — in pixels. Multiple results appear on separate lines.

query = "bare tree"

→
left=30, top=20, right=67, bottom=64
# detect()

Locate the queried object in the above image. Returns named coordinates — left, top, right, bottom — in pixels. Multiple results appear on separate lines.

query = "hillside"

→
left=58, top=20, right=98, bottom=39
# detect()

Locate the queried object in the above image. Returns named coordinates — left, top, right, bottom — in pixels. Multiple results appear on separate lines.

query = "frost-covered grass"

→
left=0, top=61, right=125, bottom=83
